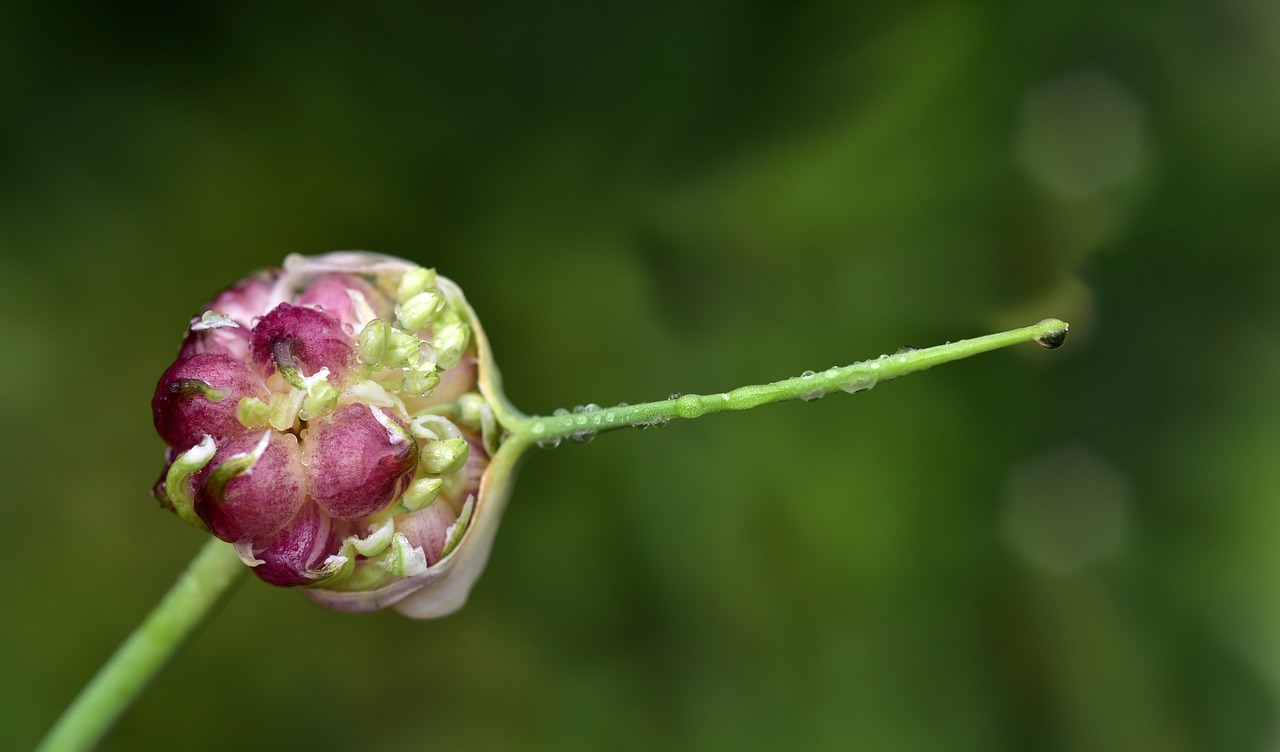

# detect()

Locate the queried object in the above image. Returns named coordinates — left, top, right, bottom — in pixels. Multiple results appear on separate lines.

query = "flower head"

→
left=152, top=252, right=517, bottom=618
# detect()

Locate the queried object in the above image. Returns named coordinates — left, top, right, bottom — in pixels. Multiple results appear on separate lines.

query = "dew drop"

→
left=570, top=430, right=596, bottom=444
left=668, top=392, right=682, bottom=401
left=840, top=379, right=877, bottom=394
left=537, top=437, right=563, bottom=449
left=895, top=346, right=918, bottom=355
left=802, top=390, right=825, bottom=401
left=801, top=370, right=815, bottom=378
left=553, top=407, right=570, bottom=417
left=1035, top=320, right=1070, bottom=349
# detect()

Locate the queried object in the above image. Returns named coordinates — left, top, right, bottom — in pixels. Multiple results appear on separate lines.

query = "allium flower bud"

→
left=253, top=503, right=341, bottom=587
left=251, top=303, right=355, bottom=383
left=153, top=252, right=517, bottom=618
left=303, top=403, right=418, bottom=520
left=295, top=272, right=386, bottom=330
left=194, top=430, right=307, bottom=542
left=152, top=353, right=270, bottom=451
left=179, top=269, right=280, bottom=359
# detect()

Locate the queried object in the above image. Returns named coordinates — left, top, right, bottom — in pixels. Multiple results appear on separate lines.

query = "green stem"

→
left=511, top=318, right=1068, bottom=444
left=37, top=539, right=247, bottom=752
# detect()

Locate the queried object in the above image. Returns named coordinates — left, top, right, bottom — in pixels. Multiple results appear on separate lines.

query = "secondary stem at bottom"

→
left=37, top=538, right=247, bottom=752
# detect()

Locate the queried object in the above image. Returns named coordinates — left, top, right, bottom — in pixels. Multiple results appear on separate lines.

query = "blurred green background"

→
left=3, top=2, right=1278, bottom=750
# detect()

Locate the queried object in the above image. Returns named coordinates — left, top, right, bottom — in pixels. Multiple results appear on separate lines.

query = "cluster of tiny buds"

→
left=151, top=255, right=492, bottom=593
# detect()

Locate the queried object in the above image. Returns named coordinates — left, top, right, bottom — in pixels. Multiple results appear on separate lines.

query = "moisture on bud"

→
left=152, top=252, right=509, bottom=618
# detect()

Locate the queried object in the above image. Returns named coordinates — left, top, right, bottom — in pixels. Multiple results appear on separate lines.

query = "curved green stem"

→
left=511, top=318, right=1068, bottom=444
left=37, top=539, right=247, bottom=752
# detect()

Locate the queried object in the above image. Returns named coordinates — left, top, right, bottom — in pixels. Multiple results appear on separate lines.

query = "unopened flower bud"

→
left=403, top=366, right=441, bottom=397
left=420, top=437, right=468, bottom=475
left=153, top=353, right=270, bottom=451
left=431, top=321, right=470, bottom=370
left=399, top=476, right=444, bottom=512
left=154, top=252, right=509, bottom=613
left=236, top=397, right=271, bottom=428
left=397, top=501, right=458, bottom=567
left=383, top=329, right=428, bottom=370
left=195, top=431, right=306, bottom=543
left=396, top=266, right=436, bottom=303
left=397, top=288, right=445, bottom=332
left=357, top=318, right=391, bottom=366
left=303, top=404, right=419, bottom=520
left=180, top=270, right=281, bottom=359
left=251, top=303, right=354, bottom=383
left=297, top=273, right=385, bottom=331
left=253, top=503, right=340, bottom=587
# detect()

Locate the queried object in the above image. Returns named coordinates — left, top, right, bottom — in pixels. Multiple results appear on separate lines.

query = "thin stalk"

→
left=37, top=539, right=247, bottom=752
left=512, top=318, right=1068, bottom=445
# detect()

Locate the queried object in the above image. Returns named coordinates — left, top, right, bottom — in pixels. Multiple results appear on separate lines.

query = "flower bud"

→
left=253, top=503, right=341, bottom=587
left=153, top=353, right=270, bottom=451
left=397, top=288, right=445, bottom=332
left=420, top=437, right=468, bottom=475
left=179, top=270, right=282, bottom=359
left=399, top=476, right=445, bottom=512
left=296, top=273, right=386, bottom=331
left=303, top=404, right=419, bottom=520
left=431, top=320, right=470, bottom=371
left=194, top=431, right=307, bottom=543
left=396, top=266, right=436, bottom=303
left=153, top=252, right=516, bottom=614
left=396, top=501, right=458, bottom=568
left=251, top=303, right=354, bottom=384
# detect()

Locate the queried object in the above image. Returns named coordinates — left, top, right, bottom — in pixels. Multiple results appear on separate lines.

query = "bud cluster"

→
left=152, top=253, right=491, bottom=592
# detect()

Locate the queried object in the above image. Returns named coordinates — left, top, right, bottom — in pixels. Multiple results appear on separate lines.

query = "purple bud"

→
left=207, top=269, right=283, bottom=327
left=296, top=273, right=387, bottom=331
left=194, top=431, right=307, bottom=543
left=303, top=403, right=419, bottom=520
left=250, top=303, right=354, bottom=382
left=152, top=449, right=178, bottom=509
left=179, top=270, right=283, bottom=359
left=397, top=501, right=458, bottom=567
left=254, top=503, right=341, bottom=587
left=179, top=326, right=252, bottom=360
left=152, top=352, right=270, bottom=451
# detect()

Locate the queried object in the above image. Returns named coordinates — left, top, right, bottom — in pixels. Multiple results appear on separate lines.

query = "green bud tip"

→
left=400, top=476, right=445, bottom=512
left=420, top=437, right=468, bottom=475
left=397, top=289, right=445, bottom=332
left=396, top=266, right=437, bottom=303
